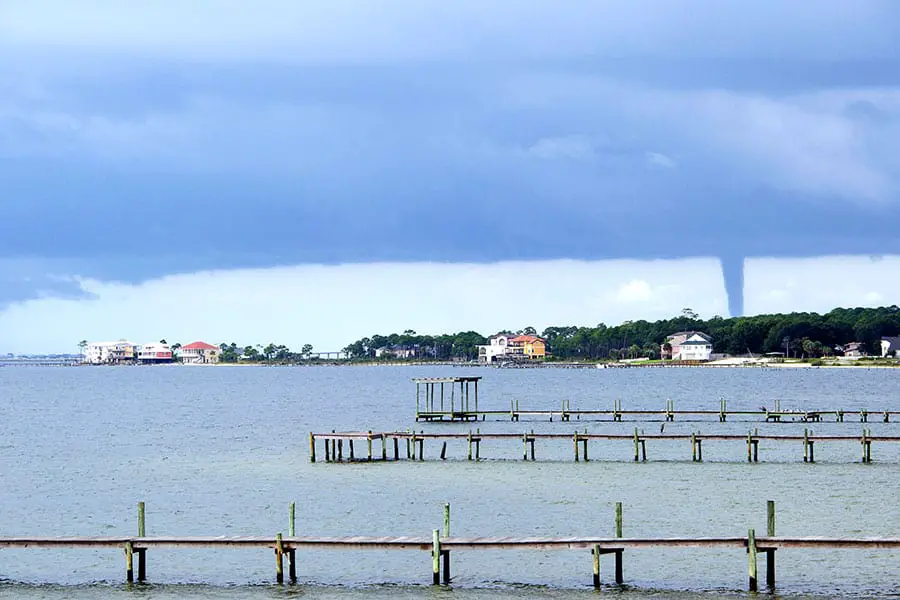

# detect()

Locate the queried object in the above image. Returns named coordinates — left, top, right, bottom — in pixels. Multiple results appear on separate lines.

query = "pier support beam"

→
left=615, top=502, right=624, bottom=584
left=766, top=500, right=776, bottom=588
left=124, top=540, right=134, bottom=583
left=137, top=501, right=146, bottom=582
left=748, top=528, right=758, bottom=592
left=443, top=503, right=451, bottom=583
left=275, top=533, right=285, bottom=584
left=432, top=529, right=441, bottom=585
left=592, top=545, right=601, bottom=588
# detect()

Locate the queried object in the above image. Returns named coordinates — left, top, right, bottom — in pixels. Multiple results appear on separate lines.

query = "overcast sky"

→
left=2, top=1, right=899, bottom=352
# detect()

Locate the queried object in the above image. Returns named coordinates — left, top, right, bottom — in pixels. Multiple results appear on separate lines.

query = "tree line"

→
left=341, top=306, right=900, bottom=361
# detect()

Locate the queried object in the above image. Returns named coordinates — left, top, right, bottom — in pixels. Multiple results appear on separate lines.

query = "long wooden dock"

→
left=3, top=501, right=899, bottom=591
left=417, top=397, right=899, bottom=423
left=310, top=428, right=888, bottom=463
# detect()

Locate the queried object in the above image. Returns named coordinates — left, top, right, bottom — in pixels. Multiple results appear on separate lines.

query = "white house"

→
left=661, top=331, right=713, bottom=361
left=85, top=341, right=137, bottom=364
left=137, top=342, right=173, bottom=363
left=881, top=336, right=900, bottom=357
left=477, top=333, right=514, bottom=363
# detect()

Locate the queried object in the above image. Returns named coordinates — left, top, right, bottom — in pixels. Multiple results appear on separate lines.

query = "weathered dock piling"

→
left=311, top=429, right=900, bottom=464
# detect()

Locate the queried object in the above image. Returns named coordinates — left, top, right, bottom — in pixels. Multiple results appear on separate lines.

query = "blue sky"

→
left=2, top=1, right=900, bottom=352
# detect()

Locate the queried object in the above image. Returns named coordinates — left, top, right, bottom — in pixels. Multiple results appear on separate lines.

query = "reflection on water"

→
left=1, top=365, right=899, bottom=599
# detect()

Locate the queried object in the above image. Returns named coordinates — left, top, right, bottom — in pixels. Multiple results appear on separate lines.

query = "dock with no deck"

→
left=413, top=378, right=899, bottom=423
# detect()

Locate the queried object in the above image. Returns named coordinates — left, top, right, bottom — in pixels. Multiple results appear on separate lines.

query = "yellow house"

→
left=509, top=335, right=547, bottom=359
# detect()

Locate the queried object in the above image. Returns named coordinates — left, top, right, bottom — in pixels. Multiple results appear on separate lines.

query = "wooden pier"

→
left=416, top=396, right=900, bottom=423
left=3, top=501, right=899, bottom=591
left=310, top=428, right=888, bottom=463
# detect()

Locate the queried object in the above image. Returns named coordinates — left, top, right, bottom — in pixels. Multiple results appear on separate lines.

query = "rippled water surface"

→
left=1, top=365, right=899, bottom=599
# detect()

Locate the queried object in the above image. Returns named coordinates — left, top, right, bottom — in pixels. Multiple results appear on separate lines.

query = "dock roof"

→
left=412, top=377, right=482, bottom=383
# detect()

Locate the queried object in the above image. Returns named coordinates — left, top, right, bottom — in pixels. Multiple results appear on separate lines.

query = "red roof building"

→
left=179, top=341, right=220, bottom=364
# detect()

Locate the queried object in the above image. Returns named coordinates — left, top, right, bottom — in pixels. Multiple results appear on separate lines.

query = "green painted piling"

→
left=275, top=533, right=284, bottom=584
left=748, top=528, right=758, bottom=591
left=289, top=502, right=296, bottom=537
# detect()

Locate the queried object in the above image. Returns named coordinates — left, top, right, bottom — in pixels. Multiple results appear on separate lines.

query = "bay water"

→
left=1, top=365, right=899, bottom=599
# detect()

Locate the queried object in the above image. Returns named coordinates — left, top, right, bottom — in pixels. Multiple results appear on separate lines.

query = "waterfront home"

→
left=881, top=336, right=900, bottom=357
left=85, top=340, right=137, bottom=365
left=842, top=342, right=866, bottom=357
left=661, top=331, right=713, bottom=361
left=179, top=341, right=220, bottom=364
left=477, top=333, right=514, bottom=363
left=478, top=333, right=546, bottom=363
left=374, top=345, right=416, bottom=359
left=508, top=335, right=547, bottom=359
left=137, top=342, right=173, bottom=363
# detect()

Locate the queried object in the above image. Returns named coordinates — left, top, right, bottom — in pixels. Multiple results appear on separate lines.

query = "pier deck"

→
left=3, top=501, right=898, bottom=591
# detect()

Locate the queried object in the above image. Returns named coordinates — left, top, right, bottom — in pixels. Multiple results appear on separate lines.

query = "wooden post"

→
left=467, top=430, right=473, bottom=461
left=394, top=437, right=399, bottom=460
left=289, top=548, right=297, bottom=584
left=325, top=436, right=330, bottom=462
left=275, top=533, right=285, bottom=584
left=583, top=437, right=589, bottom=462
left=475, top=430, right=481, bottom=461
left=440, top=442, right=447, bottom=460
left=747, top=432, right=752, bottom=463
left=443, top=503, right=451, bottom=583
left=309, top=433, right=316, bottom=463
left=633, top=428, right=640, bottom=462
left=803, top=429, right=809, bottom=462
left=748, top=528, right=758, bottom=592
left=641, top=439, right=647, bottom=462
left=691, top=433, right=697, bottom=462
left=124, top=540, right=134, bottom=583
left=615, top=502, right=623, bottom=584
left=696, top=439, right=702, bottom=462
left=367, top=431, right=373, bottom=461
left=382, top=434, right=387, bottom=461
left=137, top=501, right=146, bottom=582
left=348, top=439, right=355, bottom=460
left=592, top=544, right=601, bottom=588
left=337, top=439, right=343, bottom=462
left=419, top=436, right=424, bottom=461
left=574, top=432, right=580, bottom=462
left=432, top=529, right=441, bottom=585
left=530, top=431, right=536, bottom=461
left=523, top=433, right=528, bottom=460
left=766, top=500, right=776, bottom=588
